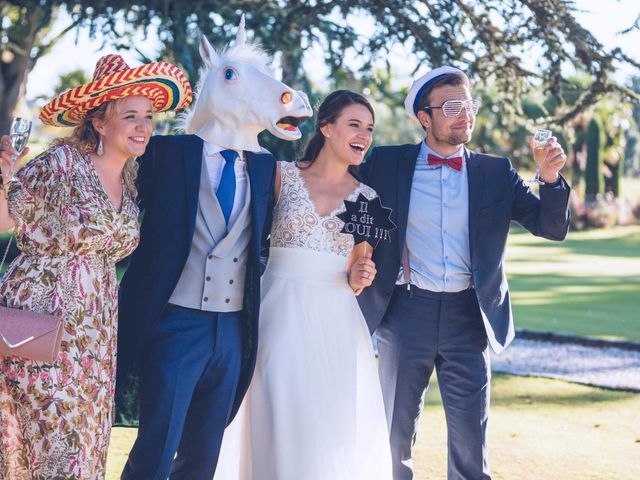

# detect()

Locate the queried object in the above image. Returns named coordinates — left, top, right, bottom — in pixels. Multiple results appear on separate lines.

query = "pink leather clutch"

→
left=0, top=306, right=63, bottom=363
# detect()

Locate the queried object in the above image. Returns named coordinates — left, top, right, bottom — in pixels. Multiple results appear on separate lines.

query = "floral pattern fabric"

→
left=270, top=162, right=376, bottom=258
left=0, top=145, right=139, bottom=480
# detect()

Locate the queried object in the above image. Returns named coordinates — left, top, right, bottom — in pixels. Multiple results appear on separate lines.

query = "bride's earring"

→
left=97, top=137, right=104, bottom=156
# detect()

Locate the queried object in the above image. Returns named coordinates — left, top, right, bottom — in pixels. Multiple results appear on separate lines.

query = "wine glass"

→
left=528, top=128, right=552, bottom=185
left=8, top=117, right=31, bottom=183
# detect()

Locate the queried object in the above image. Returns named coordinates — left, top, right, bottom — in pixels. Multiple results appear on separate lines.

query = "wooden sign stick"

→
left=354, top=241, right=373, bottom=258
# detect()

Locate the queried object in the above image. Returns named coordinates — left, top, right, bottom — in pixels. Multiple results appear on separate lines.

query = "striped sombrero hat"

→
left=40, top=54, right=193, bottom=127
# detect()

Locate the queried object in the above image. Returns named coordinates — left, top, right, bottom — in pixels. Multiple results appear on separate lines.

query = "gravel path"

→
left=490, top=331, right=640, bottom=392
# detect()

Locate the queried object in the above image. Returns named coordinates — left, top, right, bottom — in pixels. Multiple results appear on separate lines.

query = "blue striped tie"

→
left=216, top=149, right=238, bottom=225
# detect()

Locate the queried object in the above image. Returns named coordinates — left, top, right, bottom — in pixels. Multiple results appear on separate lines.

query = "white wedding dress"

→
left=214, top=162, right=392, bottom=480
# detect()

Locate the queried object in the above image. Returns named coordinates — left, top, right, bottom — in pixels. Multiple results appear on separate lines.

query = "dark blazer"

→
left=358, top=143, right=570, bottom=353
left=116, top=134, right=276, bottom=422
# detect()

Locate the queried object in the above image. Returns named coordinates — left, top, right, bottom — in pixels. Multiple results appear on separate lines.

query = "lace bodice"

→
left=270, top=162, right=377, bottom=258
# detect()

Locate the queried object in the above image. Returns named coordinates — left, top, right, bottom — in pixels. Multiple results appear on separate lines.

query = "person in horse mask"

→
left=118, top=19, right=312, bottom=479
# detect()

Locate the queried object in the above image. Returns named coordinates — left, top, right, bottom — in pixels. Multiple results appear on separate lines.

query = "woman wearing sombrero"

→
left=0, top=54, right=191, bottom=479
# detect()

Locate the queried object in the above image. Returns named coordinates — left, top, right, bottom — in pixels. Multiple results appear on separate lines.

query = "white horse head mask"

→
left=182, top=15, right=312, bottom=151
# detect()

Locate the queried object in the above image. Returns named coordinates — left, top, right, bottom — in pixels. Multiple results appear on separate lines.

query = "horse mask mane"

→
left=181, top=16, right=312, bottom=152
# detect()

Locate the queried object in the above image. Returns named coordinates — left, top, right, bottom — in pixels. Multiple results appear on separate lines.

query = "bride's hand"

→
left=348, top=254, right=377, bottom=294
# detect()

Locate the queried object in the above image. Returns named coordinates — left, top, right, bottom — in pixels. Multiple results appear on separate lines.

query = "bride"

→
left=214, top=90, right=392, bottom=480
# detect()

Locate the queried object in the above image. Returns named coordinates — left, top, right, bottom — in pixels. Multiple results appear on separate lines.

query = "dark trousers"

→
left=121, top=304, right=243, bottom=480
left=376, top=286, right=491, bottom=480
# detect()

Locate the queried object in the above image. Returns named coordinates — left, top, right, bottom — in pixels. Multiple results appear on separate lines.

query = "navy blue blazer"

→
left=358, top=143, right=570, bottom=352
left=116, top=134, right=276, bottom=422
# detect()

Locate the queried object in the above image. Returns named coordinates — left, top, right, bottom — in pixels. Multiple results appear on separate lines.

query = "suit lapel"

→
left=466, top=149, right=483, bottom=261
left=396, top=143, right=421, bottom=256
left=246, top=152, right=268, bottom=253
left=183, top=135, right=204, bottom=243
left=246, top=152, right=259, bottom=213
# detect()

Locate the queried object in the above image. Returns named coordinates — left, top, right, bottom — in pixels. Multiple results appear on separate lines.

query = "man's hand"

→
left=529, top=135, right=566, bottom=184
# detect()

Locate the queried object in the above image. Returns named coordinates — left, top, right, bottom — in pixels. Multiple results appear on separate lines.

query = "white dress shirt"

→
left=202, top=142, right=248, bottom=229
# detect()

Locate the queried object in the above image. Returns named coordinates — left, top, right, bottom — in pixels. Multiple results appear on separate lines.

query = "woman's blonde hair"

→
left=52, top=99, right=139, bottom=197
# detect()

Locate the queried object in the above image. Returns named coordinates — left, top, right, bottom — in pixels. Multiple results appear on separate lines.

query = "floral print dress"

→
left=0, top=144, right=139, bottom=479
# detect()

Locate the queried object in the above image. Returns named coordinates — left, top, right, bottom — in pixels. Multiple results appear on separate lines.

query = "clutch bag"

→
left=0, top=305, right=63, bottom=363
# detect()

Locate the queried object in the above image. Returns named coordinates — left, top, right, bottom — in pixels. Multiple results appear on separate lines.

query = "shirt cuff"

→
left=541, top=175, right=564, bottom=189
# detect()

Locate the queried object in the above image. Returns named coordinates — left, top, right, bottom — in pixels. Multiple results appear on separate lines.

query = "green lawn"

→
left=107, top=374, right=640, bottom=480
left=413, top=374, right=640, bottom=480
left=506, top=225, right=640, bottom=341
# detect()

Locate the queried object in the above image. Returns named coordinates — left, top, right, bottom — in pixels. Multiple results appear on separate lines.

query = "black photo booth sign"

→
left=337, top=194, right=396, bottom=249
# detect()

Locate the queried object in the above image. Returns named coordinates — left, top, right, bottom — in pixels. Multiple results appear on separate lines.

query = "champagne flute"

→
left=528, top=128, right=552, bottom=185
left=8, top=117, right=32, bottom=183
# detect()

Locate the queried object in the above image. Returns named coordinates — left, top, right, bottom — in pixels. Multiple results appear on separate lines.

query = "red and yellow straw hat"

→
left=40, top=54, right=193, bottom=127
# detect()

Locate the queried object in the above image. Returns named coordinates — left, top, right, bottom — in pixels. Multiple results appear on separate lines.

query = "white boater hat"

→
left=404, top=65, right=469, bottom=122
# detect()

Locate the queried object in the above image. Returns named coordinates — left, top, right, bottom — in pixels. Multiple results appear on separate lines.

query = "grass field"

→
left=506, top=225, right=640, bottom=341
left=413, top=374, right=640, bottom=480
left=106, top=374, right=640, bottom=479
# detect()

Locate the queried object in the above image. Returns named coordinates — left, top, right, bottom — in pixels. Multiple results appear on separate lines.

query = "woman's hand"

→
left=0, top=135, right=29, bottom=184
left=348, top=253, right=377, bottom=295
left=0, top=136, right=20, bottom=230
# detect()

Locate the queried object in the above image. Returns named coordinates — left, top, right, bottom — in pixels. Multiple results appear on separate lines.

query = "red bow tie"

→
left=427, top=154, right=463, bottom=171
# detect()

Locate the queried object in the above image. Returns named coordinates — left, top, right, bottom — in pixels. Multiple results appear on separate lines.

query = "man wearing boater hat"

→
left=359, top=66, right=571, bottom=479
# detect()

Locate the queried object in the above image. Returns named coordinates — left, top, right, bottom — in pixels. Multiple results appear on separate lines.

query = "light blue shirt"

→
left=397, top=141, right=473, bottom=292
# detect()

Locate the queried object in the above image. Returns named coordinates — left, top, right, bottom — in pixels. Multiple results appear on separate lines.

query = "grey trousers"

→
left=376, top=285, right=492, bottom=480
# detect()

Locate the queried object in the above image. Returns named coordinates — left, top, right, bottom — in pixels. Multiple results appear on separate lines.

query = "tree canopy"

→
left=2, top=1, right=639, bottom=137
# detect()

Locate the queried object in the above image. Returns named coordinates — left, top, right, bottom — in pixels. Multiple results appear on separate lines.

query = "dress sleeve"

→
left=7, top=145, right=71, bottom=249
left=359, top=183, right=379, bottom=201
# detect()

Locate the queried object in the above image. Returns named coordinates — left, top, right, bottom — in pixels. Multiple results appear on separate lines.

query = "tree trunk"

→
left=0, top=52, right=33, bottom=135
left=585, top=118, right=604, bottom=200
left=281, top=48, right=303, bottom=89
left=0, top=6, right=51, bottom=134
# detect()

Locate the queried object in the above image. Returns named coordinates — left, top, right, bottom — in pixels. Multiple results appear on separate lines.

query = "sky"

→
left=25, top=0, right=640, bottom=103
